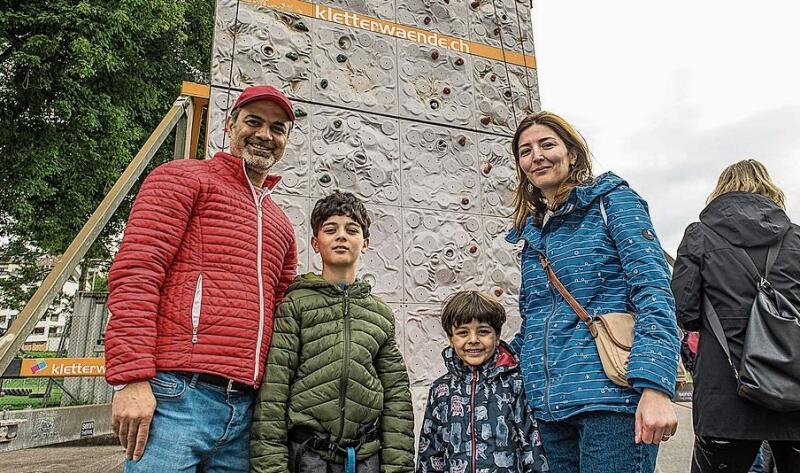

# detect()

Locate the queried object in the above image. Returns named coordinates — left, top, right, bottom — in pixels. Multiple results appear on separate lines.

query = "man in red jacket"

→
left=104, top=85, right=298, bottom=472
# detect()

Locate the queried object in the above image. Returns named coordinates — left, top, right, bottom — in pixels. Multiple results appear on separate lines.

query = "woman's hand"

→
left=635, top=388, right=678, bottom=444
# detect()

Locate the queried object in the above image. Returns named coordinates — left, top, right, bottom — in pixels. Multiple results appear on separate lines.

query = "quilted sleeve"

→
left=276, top=232, right=297, bottom=303
left=250, top=298, right=301, bottom=473
left=104, top=162, right=200, bottom=384
left=671, top=223, right=703, bottom=332
left=374, top=308, right=415, bottom=473
left=603, top=186, right=680, bottom=397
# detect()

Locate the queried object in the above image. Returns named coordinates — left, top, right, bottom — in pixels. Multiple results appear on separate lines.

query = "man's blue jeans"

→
left=538, top=411, right=659, bottom=473
left=124, top=371, right=256, bottom=473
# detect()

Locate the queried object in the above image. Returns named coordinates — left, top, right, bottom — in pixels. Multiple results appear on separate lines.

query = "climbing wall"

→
left=209, top=0, right=540, bottom=432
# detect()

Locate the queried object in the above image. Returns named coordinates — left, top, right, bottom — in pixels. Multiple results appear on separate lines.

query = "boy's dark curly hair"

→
left=310, top=191, right=371, bottom=239
left=441, top=291, right=507, bottom=337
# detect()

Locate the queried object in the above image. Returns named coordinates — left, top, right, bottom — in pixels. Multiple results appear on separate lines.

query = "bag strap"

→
left=538, top=254, right=598, bottom=337
left=765, top=238, right=782, bottom=279
left=702, top=294, right=740, bottom=380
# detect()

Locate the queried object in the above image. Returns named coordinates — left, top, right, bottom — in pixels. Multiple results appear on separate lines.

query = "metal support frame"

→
left=180, top=81, right=211, bottom=159
left=0, top=93, right=195, bottom=376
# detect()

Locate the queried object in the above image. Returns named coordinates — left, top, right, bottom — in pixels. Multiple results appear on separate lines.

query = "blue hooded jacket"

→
left=506, top=172, right=681, bottom=422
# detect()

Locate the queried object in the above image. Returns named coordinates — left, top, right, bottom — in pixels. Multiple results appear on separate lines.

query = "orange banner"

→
left=243, top=0, right=536, bottom=69
left=20, top=358, right=106, bottom=377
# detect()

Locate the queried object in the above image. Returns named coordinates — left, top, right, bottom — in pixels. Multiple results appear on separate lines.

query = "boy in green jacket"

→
left=250, top=191, right=415, bottom=473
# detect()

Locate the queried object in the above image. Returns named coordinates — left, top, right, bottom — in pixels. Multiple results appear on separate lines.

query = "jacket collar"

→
left=506, top=171, right=627, bottom=245
left=212, top=151, right=282, bottom=190
left=285, top=272, right=372, bottom=298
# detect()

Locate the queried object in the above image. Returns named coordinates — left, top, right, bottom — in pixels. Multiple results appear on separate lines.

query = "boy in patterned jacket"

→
left=416, top=291, right=548, bottom=473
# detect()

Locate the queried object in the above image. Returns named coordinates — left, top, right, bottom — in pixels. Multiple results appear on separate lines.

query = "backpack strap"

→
left=764, top=235, right=784, bottom=279
left=702, top=294, right=740, bottom=380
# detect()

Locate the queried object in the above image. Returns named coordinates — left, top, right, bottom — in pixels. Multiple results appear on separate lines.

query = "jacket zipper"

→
left=543, top=275, right=557, bottom=419
left=246, top=161, right=271, bottom=385
left=191, top=274, right=203, bottom=343
left=470, top=367, right=477, bottom=473
left=338, top=288, right=351, bottom=440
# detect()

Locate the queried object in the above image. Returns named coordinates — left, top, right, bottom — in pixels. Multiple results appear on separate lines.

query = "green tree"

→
left=0, top=1, right=214, bottom=310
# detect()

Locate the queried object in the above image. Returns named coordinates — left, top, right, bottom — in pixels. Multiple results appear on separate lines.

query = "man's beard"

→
left=241, top=138, right=282, bottom=172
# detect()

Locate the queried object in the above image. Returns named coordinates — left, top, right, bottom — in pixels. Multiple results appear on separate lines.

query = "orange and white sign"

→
left=20, top=358, right=106, bottom=377
left=245, top=0, right=537, bottom=69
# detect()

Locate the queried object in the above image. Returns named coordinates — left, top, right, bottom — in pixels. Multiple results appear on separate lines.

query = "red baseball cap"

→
left=230, top=85, right=296, bottom=123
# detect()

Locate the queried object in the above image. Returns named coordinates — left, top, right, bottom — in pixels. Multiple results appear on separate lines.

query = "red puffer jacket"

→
left=104, top=152, right=297, bottom=387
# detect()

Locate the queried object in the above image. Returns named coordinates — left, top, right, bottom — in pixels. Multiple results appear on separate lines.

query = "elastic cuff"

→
left=630, top=378, right=672, bottom=397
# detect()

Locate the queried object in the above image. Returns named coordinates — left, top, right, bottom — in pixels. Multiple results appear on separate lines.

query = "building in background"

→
left=0, top=261, right=105, bottom=352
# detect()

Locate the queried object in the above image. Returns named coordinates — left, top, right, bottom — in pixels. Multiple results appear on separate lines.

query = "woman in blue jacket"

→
left=506, top=111, right=681, bottom=472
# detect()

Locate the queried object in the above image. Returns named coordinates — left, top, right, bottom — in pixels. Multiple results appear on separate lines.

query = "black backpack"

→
left=702, top=227, right=800, bottom=412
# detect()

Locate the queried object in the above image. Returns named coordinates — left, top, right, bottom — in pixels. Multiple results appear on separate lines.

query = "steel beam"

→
left=0, top=97, right=191, bottom=376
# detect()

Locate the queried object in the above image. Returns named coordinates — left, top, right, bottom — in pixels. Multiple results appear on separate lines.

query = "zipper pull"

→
left=192, top=327, right=198, bottom=344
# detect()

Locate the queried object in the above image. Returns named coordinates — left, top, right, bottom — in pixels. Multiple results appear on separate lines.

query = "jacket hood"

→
left=285, top=272, right=372, bottom=298
left=507, top=171, right=627, bottom=244
left=442, top=340, right=518, bottom=379
left=700, top=192, right=790, bottom=247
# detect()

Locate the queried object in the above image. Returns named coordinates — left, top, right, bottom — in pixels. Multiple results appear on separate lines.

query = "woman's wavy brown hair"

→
left=707, top=159, right=785, bottom=209
left=510, top=111, right=594, bottom=230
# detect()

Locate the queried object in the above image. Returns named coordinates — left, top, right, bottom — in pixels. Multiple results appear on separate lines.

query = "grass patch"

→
left=0, top=378, right=64, bottom=410
left=19, top=351, right=60, bottom=358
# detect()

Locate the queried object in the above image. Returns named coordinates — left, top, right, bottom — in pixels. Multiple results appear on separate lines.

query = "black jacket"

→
left=672, top=192, right=800, bottom=440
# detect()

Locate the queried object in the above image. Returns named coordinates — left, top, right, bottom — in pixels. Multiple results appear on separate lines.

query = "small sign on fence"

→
left=18, top=358, right=106, bottom=377
left=80, top=420, right=95, bottom=437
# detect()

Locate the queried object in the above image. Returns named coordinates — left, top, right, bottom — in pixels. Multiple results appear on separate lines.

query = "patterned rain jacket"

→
left=506, top=172, right=681, bottom=422
left=416, top=342, right=548, bottom=473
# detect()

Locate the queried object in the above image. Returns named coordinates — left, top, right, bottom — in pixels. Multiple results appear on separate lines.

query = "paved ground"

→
left=0, top=404, right=695, bottom=473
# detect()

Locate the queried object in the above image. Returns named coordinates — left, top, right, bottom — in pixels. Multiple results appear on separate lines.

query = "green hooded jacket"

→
left=250, top=273, right=415, bottom=472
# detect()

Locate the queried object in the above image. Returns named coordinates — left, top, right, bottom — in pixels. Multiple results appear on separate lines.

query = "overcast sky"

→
left=529, top=0, right=800, bottom=255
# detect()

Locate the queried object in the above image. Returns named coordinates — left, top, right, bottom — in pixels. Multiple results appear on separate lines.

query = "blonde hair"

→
left=708, top=159, right=785, bottom=209
left=510, top=111, right=593, bottom=230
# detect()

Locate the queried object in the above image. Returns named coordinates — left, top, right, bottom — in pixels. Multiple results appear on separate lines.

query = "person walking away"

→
left=672, top=159, right=800, bottom=473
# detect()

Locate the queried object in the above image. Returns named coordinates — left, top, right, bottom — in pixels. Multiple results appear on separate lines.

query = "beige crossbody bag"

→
left=538, top=254, right=687, bottom=389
